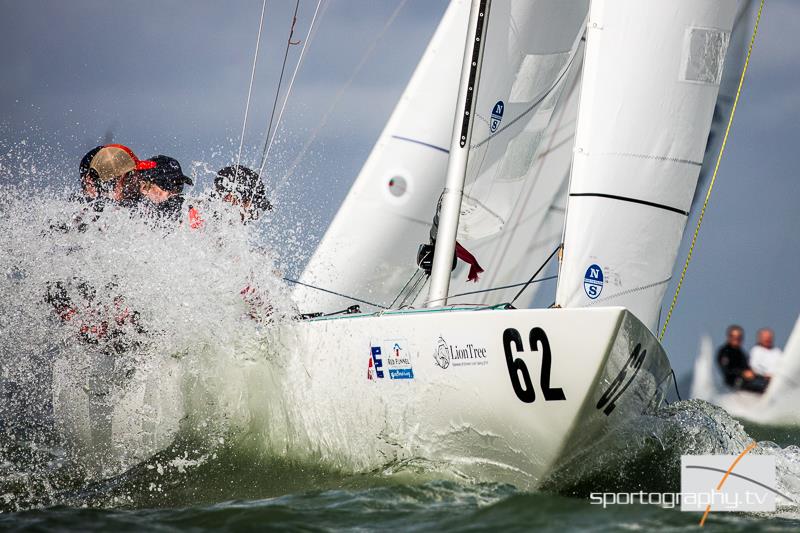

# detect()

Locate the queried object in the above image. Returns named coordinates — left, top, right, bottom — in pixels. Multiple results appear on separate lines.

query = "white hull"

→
left=53, top=306, right=671, bottom=487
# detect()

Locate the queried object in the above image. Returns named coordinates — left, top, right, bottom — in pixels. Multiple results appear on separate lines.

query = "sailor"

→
left=87, top=144, right=157, bottom=204
left=48, top=146, right=106, bottom=234
left=417, top=194, right=484, bottom=282
left=212, top=165, right=280, bottom=321
left=214, top=165, right=272, bottom=222
left=135, top=155, right=194, bottom=223
left=44, top=145, right=153, bottom=348
left=79, top=146, right=105, bottom=202
left=749, top=327, right=782, bottom=378
left=717, top=325, right=769, bottom=393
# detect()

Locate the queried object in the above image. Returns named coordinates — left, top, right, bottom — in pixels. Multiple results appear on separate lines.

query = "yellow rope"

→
left=659, top=0, right=765, bottom=342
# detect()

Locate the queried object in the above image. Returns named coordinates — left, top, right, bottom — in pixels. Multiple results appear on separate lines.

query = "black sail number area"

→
left=596, top=343, right=647, bottom=416
left=502, top=327, right=566, bottom=403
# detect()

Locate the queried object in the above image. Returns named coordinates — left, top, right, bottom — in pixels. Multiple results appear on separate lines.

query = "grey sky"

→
left=1, top=0, right=797, bottom=379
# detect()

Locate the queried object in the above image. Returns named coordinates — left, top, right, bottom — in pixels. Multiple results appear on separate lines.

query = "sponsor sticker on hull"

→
left=434, top=336, right=488, bottom=369
left=368, top=339, right=414, bottom=381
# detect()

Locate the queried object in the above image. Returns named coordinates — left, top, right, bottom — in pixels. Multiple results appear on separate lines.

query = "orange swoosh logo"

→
left=699, top=441, right=758, bottom=527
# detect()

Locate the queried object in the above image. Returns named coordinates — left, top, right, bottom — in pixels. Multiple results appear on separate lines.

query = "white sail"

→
left=293, top=0, right=468, bottom=313
left=297, top=0, right=589, bottom=313
left=444, top=0, right=588, bottom=307
left=555, top=0, right=738, bottom=331
left=761, top=315, right=800, bottom=423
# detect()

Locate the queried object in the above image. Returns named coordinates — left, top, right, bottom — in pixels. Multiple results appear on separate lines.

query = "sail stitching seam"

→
left=586, top=277, right=672, bottom=306
left=578, top=151, right=703, bottom=167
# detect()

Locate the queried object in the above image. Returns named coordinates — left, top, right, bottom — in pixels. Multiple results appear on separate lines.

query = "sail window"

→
left=509, top=52, right=570, bottom=104
left=681, top=27, right=730, bottom=85
left=388, top=176, right=408, bottom=197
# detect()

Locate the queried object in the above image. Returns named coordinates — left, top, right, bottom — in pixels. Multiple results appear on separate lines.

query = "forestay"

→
left=555, top=0, right=738, bottom=331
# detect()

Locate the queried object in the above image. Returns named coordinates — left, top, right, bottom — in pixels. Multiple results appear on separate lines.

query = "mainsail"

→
left=555, top=0, right=738, bottom=331
left=296, top=0, right=589, bottom=312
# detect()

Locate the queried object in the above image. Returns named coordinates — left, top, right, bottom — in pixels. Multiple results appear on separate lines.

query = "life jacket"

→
left=188, top=205, right=204, bottom=229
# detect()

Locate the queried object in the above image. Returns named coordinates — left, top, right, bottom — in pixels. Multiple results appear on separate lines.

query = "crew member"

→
left=79, top=145, right=104, bottom=202
left=214, top=165, right=272, bottom=222
left=88, top=144, right=157, bottom=204
left=135, top=155, right=194, bottom=223
left=717, top=325, right=769, bottom=393
left=418, top=194, right=484, bottom=282
left=749, top=327, right=782, bottom=378
left=44, top=145, right=153, bottom=348
left=213, top=165, right=278, bottom=320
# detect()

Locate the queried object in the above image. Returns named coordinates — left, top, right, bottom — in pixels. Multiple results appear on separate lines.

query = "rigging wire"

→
left=449, top=275, right=558, bottom=300
left=235, top=0, right=269, bottom=174
left=275, top=0, right=409, bottom=192
left=659, top=0, right=765, bottom=342
left=257, top=0, right=302, bottom=174
left=282, top=277, right=387, bottom=309
left=509, top=244, right=562, bottom=306
left=259, top=0, right=326, bottom=177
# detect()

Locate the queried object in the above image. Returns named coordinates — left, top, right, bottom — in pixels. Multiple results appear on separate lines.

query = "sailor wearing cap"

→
left=135, top=155, right=194, bottom=222
left=214, top=165, right=273, bottom=222
left=86, top=144, right=157, bottom=204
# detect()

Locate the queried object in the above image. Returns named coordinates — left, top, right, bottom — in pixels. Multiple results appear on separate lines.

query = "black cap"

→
left=215, top=165, right=272, bottom=212
left=80, top=146, right=104, bottom=179
left=138, top=155, right=193, bottom=194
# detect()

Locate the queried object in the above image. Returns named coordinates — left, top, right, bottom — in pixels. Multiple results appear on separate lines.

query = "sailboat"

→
left=53, top=0, right=744, bottom=487
left=275, top=0, right=739, bottom=485
left=690, top=315, right=800, bottom=425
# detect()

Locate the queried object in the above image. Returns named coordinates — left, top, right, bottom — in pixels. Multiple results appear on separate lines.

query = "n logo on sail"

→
left=583, top=264, right=604, bottom=300
left=490, top=100, right=504, bottom=133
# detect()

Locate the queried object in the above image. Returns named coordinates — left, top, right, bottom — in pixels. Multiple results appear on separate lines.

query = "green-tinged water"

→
left=3, top=481, right=800, bottom=532
left=2, top=408, right=800, bottom=531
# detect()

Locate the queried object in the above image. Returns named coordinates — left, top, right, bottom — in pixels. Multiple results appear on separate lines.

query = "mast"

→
left=426, top=0, right=491, bottom=308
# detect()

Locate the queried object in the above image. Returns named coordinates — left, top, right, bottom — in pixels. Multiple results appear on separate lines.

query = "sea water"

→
left=1, top=171, right=800, bottom=531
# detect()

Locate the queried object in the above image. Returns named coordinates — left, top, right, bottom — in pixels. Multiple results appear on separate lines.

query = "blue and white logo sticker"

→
left=490, top=101, right=504, bottom=133
left=583, top=264, right=604, bottom=300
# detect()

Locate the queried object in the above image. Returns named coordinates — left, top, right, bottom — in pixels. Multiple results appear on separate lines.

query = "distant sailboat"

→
left=691, top=315, right=800, bottom=425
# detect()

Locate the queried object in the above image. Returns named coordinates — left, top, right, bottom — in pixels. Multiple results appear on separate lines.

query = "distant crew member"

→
left=214, top=165, right=272, bottom=222
left=717, top=325, right=768, bottom=393
left=749, top=327, right=782, bottom=378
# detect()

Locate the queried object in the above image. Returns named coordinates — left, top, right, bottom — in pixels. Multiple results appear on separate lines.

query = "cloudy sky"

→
left=1, top=0, right=797, bottom=378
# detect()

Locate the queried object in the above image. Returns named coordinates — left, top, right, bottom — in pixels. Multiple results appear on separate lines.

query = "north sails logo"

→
left=490, top=100, right=504, bottom=133
left=434, top=336, right=488, bottom=369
